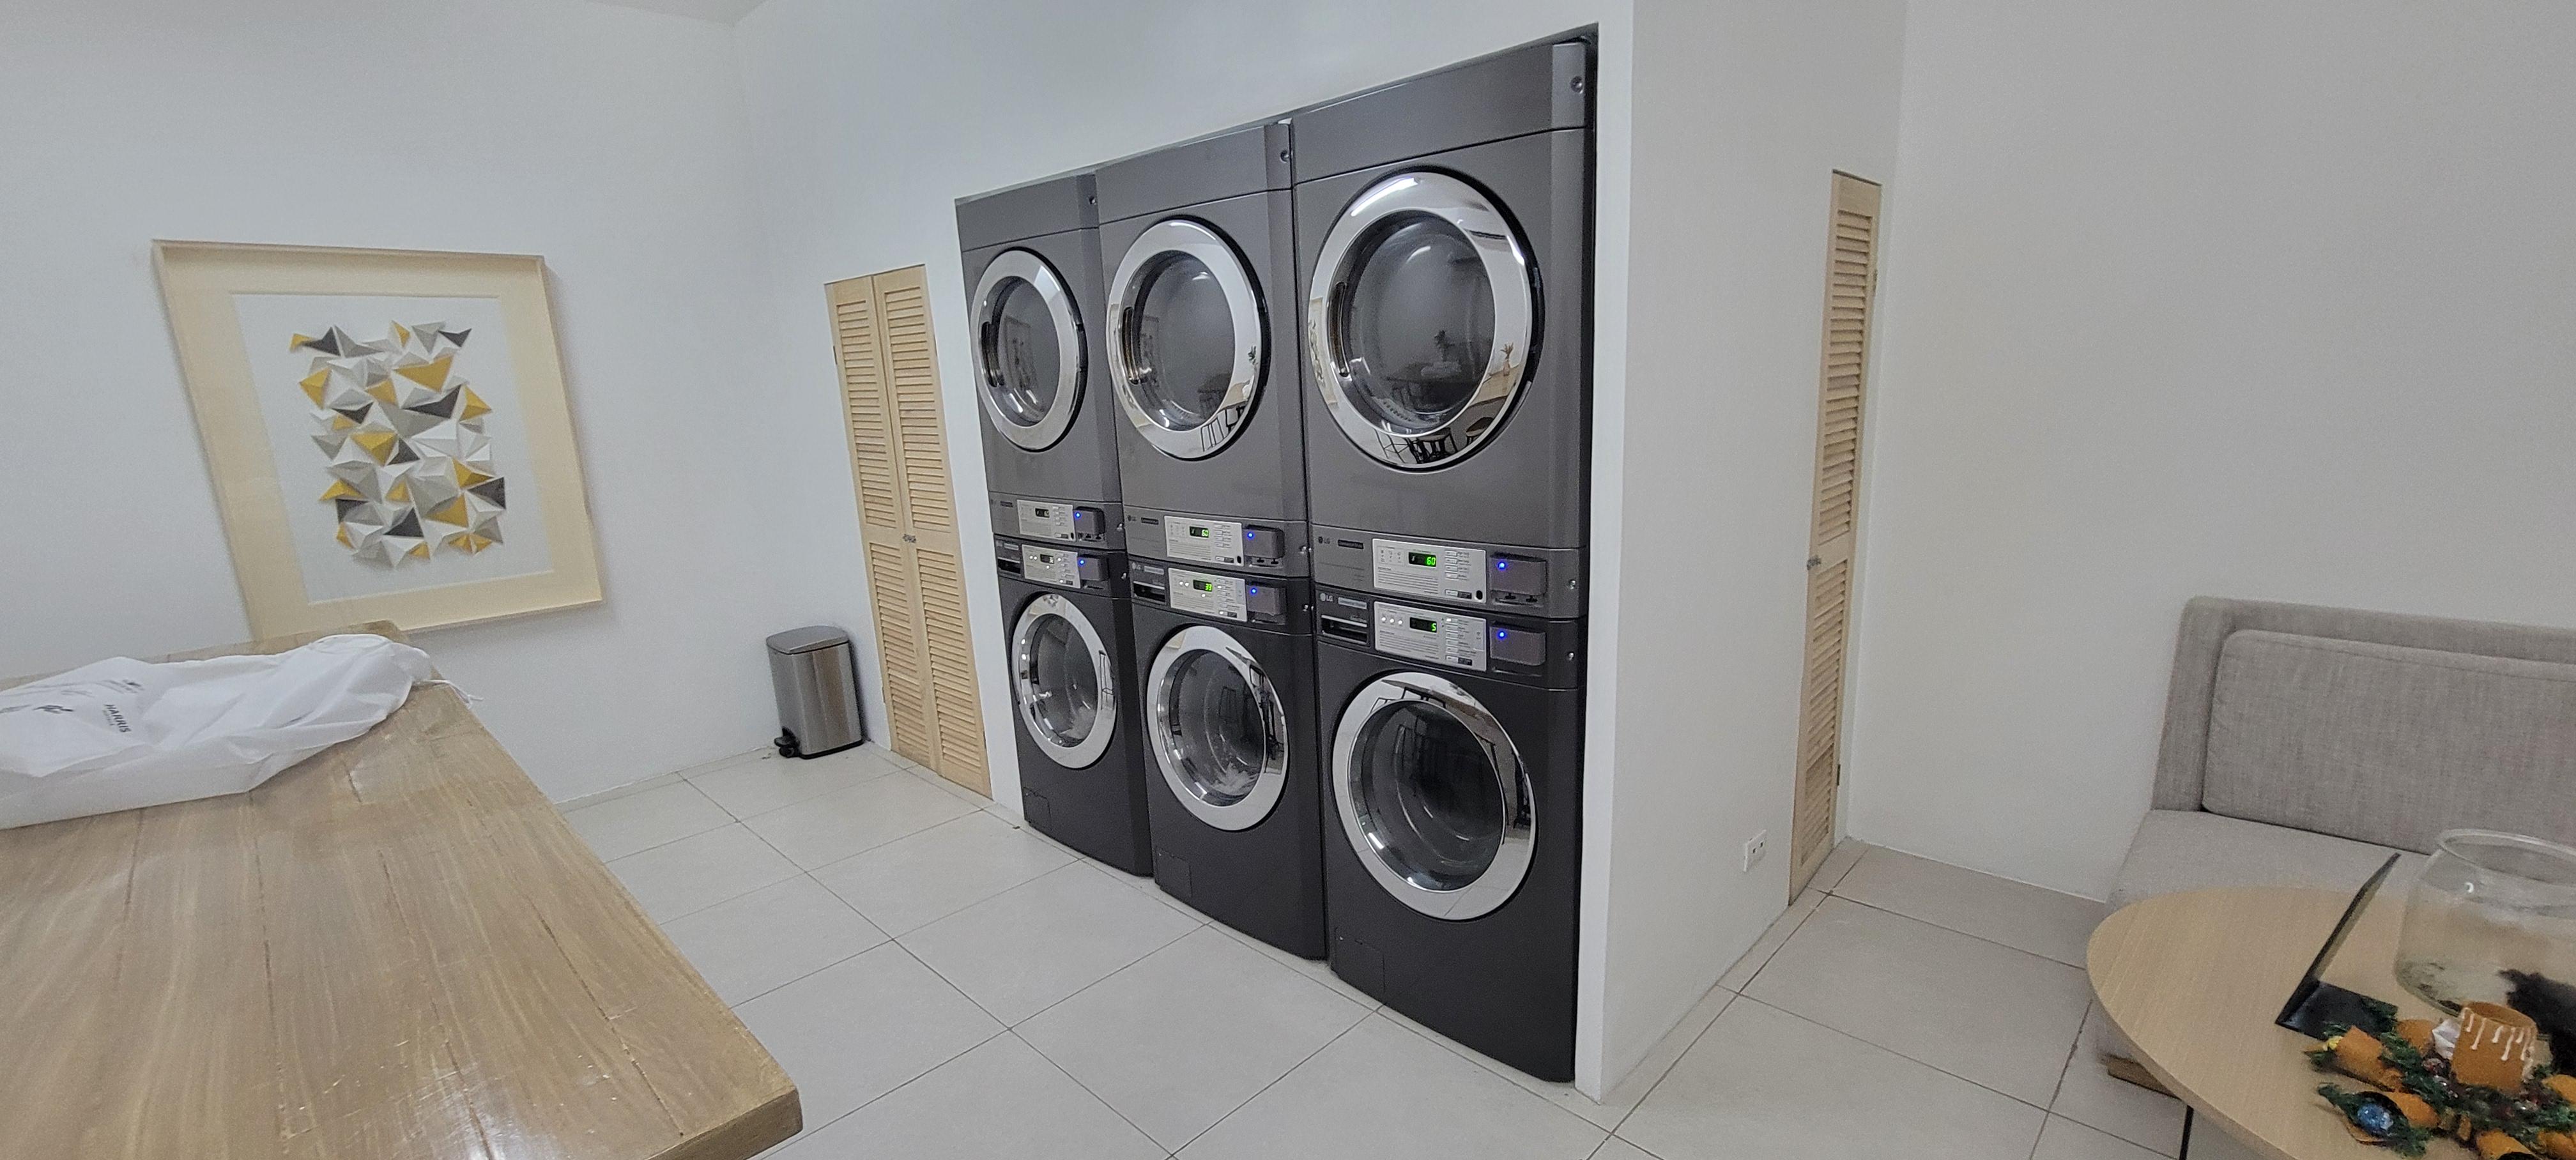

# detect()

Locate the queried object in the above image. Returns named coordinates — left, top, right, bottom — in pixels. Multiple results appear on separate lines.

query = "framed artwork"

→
left=155, top=241, right=602, bottom=636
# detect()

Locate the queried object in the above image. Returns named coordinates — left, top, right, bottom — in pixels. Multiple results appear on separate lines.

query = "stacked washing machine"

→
left=1293, top=36, right=1593, bottom=1083
left=962, top=173, right=1155, bottom=876
left=959, top=29, right=1593, bottom=1081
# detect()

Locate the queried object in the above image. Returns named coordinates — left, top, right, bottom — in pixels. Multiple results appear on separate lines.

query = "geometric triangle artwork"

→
left=296, top=321, right=503, bottom=567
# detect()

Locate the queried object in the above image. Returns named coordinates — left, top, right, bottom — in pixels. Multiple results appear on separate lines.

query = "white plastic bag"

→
left=0, top=634, right=438, bottom=828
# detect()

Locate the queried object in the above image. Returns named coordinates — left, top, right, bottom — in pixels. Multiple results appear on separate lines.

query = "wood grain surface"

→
left=2090, top=885, right=2444, bottom=1160
left=0, top=625, right=799, bottom=1160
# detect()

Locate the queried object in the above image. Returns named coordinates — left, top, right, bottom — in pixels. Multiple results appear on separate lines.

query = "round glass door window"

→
left=1307, top=171, right=1537, bottom=469
left=973, top=248, right=1085, bottom=452
left=1108, top=219, right=1265, bottom=460
left=1331, top=672, right=1533, bottom=920
left=1147, top=625, right=1287, bottom=830
left=1011, top=594, right=1116, bottom=767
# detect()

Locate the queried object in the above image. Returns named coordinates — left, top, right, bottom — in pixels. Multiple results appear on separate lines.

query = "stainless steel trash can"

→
left=766, top=626, right=864, bottom=759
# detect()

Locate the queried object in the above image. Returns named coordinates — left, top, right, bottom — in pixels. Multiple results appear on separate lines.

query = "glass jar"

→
left=2393, top=830, right=2576, bottom=1041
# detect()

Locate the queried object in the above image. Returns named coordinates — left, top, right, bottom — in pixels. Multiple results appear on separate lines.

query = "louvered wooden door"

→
left=829, top=267, right=989, bottom=795
left=1789, top=174, right=1882, bottom=895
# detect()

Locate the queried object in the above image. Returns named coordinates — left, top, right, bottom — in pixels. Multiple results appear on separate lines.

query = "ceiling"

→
left=586, top=0, right=767, bottom=23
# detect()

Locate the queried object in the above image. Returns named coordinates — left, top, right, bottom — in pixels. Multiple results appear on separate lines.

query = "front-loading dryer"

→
left=1312, top=586, right=1584, bottom=1081
left=996, top=536, right=1152, bottom=874
left=959, top=173, right=1124, bottom=547
left=1292, top=34, right=1593, bottom=554
left=1128, top=560, right=1325, bottom=958
left=1096, top=123, right=1308, bottom=572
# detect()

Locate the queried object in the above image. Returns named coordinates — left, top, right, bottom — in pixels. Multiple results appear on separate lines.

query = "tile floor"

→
left=563, top=745, right=2193, bottom=1159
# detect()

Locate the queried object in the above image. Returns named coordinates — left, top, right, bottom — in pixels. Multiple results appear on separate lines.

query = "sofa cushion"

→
left=2200, top=631, right=2576, bottom=853
left=2108, top=809, right=2423, bottom=909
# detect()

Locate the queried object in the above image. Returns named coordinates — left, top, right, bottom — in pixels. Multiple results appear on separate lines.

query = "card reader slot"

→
left=1318, top=615, right=1371, bottom=643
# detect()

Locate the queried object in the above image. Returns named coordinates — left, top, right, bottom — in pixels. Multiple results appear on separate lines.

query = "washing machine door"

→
left=1331, top=671, right=1533, bottom=920
left=973, top=248, right=1086, bottom=452
left=1011, top=593, right=1117, bottom=767
left=1307, top=171, right=1536, bottom=470
left=1145, top=625, right=1288, bottom=830
left=1108, top=219, right=1265, bottom=460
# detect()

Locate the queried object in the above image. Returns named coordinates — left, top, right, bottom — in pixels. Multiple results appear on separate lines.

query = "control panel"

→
left=1373, top=600, right=1489, bottom=671
left=1165, top=516, right=1245, bottom=566
left=1132, top=508, right=1296, bottom=573
left=1132, top=561, right=1296, bottom=625
left=1168, top=567, right=1248, bottom=622
left=998, top=495, right=1116, bottom=546
left=997, top=537, right=1116, bottom=594
left=1313, top=526, right=1583, bottom=618
left=1372, top=538, right=1487, bottom=605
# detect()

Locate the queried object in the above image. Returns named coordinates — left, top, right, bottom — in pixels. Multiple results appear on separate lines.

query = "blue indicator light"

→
left=1248, top=586, right=1262, bottom=595
left=1496, top=560, right=1508, bottom=569
left=1494, top=629, right=1509, bottom=639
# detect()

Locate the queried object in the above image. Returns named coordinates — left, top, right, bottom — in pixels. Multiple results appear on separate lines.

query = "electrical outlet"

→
left=1742, top=830, right=1768, bottom=873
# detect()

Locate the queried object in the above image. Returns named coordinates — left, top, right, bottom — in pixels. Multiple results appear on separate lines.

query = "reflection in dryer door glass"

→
left=1023, top=615, right=1100, bottom=744
left=1126, top=254, right=1236, bottom=429
left=1339, top=216, right=1495, bottom=436
left=1162, top=651, right=1275, bottom=808
left=1354, top=703, right=1503, bottom=891
left=984, top=278, right=1062, bottom=423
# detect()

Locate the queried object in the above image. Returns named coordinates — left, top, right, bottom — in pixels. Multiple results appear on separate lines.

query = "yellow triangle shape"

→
left=392, top=321, right=411, bottom=344
left=445, top=531, right=493, bottom=554
left=300, top=369, right=332, bottom=405
left=454, top=461, right=494, bottom=487
left=366, top=379, right=398, bottom=406
left=320, top=478, right=363, bottom=502
left=386, top=478, right=410, bottom=503
left=395, top=356, right=453, bottom=391
left=330, top=414, right=357, bottom=431
left=353, top=431, right=399, bottom=464
left=407, top=541, right=431, bottom=560
left=336, top=524, right=353, bottom=548
left=457, top=386, right=491, bottom=421
left=289, top=333, right=316, bottom=351
left=426, top=496, right=470, bottom=526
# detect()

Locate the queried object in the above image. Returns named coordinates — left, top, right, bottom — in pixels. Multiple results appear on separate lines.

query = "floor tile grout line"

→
left=1004, top=1025, right=1177, bottom=1156
left=784, top=1018, right=1018, bottom=1149
left=1600, top=989, right=1740, bottom=1138
left=1367, top=1007, right=1610, bottom=1133
left=1814, top=892, right=2094, bottom=973
left=1738, top=993, right=2073, bottom=1117
left=706, top=871, right=891, bottom=1010
left=883, top=860, right=1201, bottom=1030
left=1731, top=895, right=1826, bottom=994
left=798, top=807, right=1067, bottom=888
left=990, top=911, right=1206, bottom=1032
left=1169, top=1008, right=1373, bottom=1155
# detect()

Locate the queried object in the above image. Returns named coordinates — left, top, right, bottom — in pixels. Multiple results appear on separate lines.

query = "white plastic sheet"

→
left=0, top=634, right=438, bottom=829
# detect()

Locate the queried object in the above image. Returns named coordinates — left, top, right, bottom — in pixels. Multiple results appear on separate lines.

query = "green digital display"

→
left=1409, top=616, right=1439, bottom=633
left=1192, top=579, right=1215, bottom=592
left=1407, top=551, right=1438, bottom=568
left=1189, top=526, right=1211, bottom=538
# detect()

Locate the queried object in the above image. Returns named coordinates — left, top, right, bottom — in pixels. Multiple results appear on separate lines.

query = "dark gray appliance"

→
left=1128, top=560, right=1324, bottom=958
left=1312, top=585, right=1584, bottom=1081
left=1292, top=35, right=1593, bottom=555
left=1096, top=122, right=1308, bottom=572
left=995, top=536, right=1153, bottom=874
left=960, top=172, right=1124, bottom=539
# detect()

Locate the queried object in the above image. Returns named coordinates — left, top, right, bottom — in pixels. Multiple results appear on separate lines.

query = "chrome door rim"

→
left=1011, top=593, right=1116, bottom=767
left=1331, top=671, right=1533, bottom=920
left=1108, top=218, right=1266, bottom=461
left=1146, top=625, right=1288, bottom=831
left=972, top=248, right=1085, bottom=452
left=1305, top=171, right=1536, bottom=470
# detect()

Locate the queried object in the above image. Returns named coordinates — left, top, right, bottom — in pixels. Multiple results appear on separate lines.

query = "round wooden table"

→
left=2088, top=886, right=2444, bottom=1160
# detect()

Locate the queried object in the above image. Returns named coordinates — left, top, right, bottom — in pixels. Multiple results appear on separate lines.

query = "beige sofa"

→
left=2112, top=597, right=2576, bottom=908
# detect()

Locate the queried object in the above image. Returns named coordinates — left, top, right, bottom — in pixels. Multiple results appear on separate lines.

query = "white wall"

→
left=1583, top=0, right=1906, bottom=1094
left=0, top=0, right=803, bottom=802
left=1844, top=0, right=2576, bottom=898
left=730, top=0, right=1647, bottom=1090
